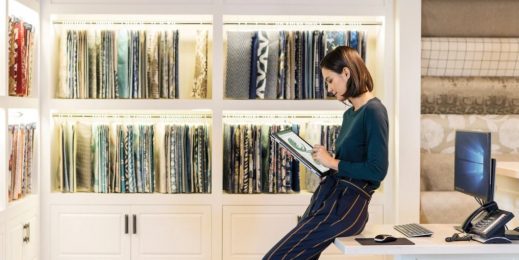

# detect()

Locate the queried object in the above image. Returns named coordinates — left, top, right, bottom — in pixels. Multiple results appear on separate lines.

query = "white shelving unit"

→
left=0, top=0, right=41, bottom=258
left=38, top=0, right=411, bottom=260
left=1, top=0, right=41, bottom=211
left=1, top=0, right=41, bottom=195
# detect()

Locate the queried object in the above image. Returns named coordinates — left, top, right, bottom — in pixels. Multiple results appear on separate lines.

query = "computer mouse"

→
left=483, top=236, right=512, bottom=244
left=374, top=234, right=397, bottom=243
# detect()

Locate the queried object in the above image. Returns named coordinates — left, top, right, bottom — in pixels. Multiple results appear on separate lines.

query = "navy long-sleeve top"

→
left=334, top=97, right=389, bottom=190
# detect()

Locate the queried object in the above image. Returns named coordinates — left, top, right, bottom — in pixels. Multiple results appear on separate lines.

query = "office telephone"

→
left=461, top=201, right=514, bottom=239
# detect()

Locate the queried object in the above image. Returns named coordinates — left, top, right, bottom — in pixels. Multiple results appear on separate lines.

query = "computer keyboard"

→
left=394, top=223, right=433, bottom=237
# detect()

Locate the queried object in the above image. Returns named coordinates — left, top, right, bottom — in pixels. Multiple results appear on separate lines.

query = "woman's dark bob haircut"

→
left=319, top=46, right=373, bottom=99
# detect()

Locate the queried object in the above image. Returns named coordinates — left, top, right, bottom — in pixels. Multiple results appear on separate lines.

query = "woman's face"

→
left=322, top=67, right=350, bottom=101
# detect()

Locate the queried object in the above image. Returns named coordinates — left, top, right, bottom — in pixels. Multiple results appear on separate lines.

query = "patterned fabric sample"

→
left=225, top=31, right=254, bottom=99
left=147, top=31, right=160, bottom=99
left=117, top=30, right=130, bottom=98
left=277, top=31, right=287, bottom=99
left=75, top=122, right=93, bottom=192
left=422, top=38, right=519, bottom=77
left=8, top=16, right=34, bottom=97
left=223, top=122, right=340, bottom=194
left=255, top=31, right=269, bottom=99
left=421, top=114, right=519, bottom=154
left=325, top=31, right=345, bottom=54
left=303, top=123, right=322, bottom=192
left=249, top=32, right=259, bottom=99
left=225, top=30, right=366, bottom=100
left=265, top=31, right=279, bottom=99
left=55, top=120, right=210, bottom=193
left=8, top=124, right=36, bottom=201
left=422, top=76, right=519, bottom=114
left=303, top=31, right=311, bottom=99
left=58, top=29, right=181, bottom=99
left=192, top=30, right=209, bottom=98
left=223, top=124, right=294, bottom=193
left=286, top=31, right=296, bottom=99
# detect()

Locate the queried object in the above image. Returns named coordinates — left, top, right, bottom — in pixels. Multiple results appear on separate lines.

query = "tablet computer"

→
left=270, top=129, right=330, bottom=177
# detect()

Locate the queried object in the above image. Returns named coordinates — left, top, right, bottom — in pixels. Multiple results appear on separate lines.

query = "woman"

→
left=264, top=46, right=389, bottom=260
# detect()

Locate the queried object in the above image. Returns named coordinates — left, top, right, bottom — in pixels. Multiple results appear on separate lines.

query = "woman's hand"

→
left=311, top=145, right=339, bottom=170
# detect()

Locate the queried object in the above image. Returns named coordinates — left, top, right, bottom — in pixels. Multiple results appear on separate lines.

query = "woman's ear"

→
left=342, top=67, right=351, bottom=80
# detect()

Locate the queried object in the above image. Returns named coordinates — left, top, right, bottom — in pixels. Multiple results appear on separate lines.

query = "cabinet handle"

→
left=133, top=214, right=137, bottom=234
left=22, top=223, right=29, bottom=243
left=27, top=223, right=30, bottom=243
left=22, top=226, right=27, bottom=243
left=125, top=214, right=129, bottom=234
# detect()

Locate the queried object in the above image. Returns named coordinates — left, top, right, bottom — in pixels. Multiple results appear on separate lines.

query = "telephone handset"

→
left=461, top=201, right=514, bottom=238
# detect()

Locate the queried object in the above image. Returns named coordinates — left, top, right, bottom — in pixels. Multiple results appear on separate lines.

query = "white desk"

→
left=334, top=224, right=519, bottom=260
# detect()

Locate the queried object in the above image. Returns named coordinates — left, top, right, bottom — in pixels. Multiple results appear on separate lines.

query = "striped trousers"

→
left=263, top=175, right=371, bottom=260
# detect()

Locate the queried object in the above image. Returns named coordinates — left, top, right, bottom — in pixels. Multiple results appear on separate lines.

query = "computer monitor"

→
left=454, top=130, right=495, bottom=204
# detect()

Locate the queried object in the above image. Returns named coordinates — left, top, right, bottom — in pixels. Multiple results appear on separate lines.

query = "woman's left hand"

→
left=311, top=145, right=336, bottom=168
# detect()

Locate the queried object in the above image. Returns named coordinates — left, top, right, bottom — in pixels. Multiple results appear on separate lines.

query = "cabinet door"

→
left=23, top=212, right=39, bottom=260
left=223, top=205, right=307, bottom=260
left=131, top=205, right=211, bottom=260
left=5, top=206, right=39, bottom=260
left=223, top=205, right=385, bottom=260
left=0, top=219, right=5, bottom=260
left=6, top=217, right=24, bottom=260
left=51, top=205, right=131, bottom=260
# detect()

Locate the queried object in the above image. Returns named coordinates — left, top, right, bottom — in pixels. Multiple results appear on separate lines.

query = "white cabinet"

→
left=0, top=214, right=5, bottom=260
left=51, top=205, right=130, bottom=260
left=131, top=205, right=211, bottom=260
left=223, top=205, right=385, bottom=260
left=223, top=205, right=306, bottom=260
left=6, top=210, right=39, bottom=260
left=20, top=212, right=38, bottom=260
left=51, top=205, right=211, bottom=260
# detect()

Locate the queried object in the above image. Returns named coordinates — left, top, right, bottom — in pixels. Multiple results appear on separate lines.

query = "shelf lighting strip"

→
left=52, top=113, right=212, bottom=119
left=223, top=22, right=382, bottom=26
left=222, top=114, right=342, bottom=119
left=52, top=21, right=381, bottom=26
left=52, top=21, right=213, bottom=25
